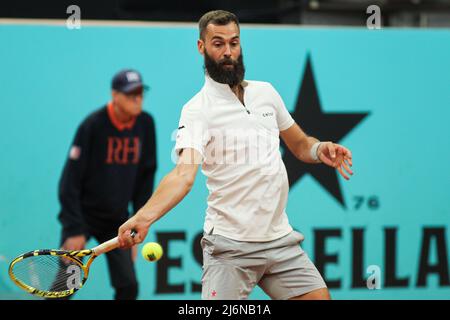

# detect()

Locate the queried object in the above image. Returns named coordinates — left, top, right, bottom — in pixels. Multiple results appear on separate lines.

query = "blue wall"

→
left=0, top=24, right=449, bottom=299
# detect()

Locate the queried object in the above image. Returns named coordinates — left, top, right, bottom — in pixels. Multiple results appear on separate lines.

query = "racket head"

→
left=8, top=249, right=93, bottom=298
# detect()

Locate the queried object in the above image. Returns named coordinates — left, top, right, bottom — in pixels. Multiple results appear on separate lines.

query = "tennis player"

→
left=118, top=10, right=353, bottom=300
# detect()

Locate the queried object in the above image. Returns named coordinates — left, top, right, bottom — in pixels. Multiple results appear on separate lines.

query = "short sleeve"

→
left=174, top=104, right=210, bottom=159
left=269, top=84, right=295, bottom=131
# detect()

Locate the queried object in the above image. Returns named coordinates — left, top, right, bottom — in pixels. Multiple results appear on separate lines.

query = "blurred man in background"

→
left=57, top=69, right=157, bottom=299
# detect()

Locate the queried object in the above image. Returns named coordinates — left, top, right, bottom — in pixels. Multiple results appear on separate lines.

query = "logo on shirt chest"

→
left=106, top=137, right=140, bottom=165
left=257, top=107, right=277, bottom=130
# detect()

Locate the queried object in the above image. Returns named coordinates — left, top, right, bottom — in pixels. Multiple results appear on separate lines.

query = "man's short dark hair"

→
left=198, top=10, right=240, bottom=40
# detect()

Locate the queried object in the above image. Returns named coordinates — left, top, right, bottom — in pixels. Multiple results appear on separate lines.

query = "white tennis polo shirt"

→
left=175, top=75, right=295, bottom=242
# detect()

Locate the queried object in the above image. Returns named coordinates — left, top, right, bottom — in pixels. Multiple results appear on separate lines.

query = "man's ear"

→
left=197, top=39, right=205, bottom=56
left=111, top=90, right=118, bottom=102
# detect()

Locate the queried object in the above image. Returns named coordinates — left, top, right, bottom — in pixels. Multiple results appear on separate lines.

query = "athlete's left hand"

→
left=317, top=142, right=353, bottom=180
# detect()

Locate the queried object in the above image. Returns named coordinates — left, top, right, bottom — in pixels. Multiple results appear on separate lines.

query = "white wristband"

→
left=310, top=142, right=321, bottom=162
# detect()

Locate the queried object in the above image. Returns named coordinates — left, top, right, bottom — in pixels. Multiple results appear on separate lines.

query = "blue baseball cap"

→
left=111, top=69, right=149, bottom=93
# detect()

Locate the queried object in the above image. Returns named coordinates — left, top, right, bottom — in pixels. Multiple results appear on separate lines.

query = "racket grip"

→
left=93, top=230, right=137, bottom=255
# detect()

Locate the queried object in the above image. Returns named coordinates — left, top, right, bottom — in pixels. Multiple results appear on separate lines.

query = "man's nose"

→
left=223, top=44, right=232, bottom=58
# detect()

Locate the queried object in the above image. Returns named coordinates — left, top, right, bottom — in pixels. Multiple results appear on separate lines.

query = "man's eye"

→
left=213, top=43, right=222, bottom=47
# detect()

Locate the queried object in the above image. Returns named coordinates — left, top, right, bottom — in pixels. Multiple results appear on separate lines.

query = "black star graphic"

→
left=282, top=55, right=369, bottom=208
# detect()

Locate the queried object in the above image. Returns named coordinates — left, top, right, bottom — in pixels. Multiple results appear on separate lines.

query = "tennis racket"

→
left=8, top=231, right=135, bottom=298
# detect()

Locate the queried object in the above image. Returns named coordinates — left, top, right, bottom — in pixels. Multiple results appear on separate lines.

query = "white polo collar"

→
left=203, top=74, right=248, bottom=100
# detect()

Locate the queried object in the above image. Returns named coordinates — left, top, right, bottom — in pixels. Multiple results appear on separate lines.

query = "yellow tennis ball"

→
left=141, top=242, right=163, bottom=262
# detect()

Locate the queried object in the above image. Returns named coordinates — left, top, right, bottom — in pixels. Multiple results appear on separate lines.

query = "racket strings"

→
left=12, top=255, right=85, bottom=293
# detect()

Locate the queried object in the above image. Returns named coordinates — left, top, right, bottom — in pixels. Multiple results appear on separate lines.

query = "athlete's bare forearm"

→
left=118, top=148, right=202, bottom=247
left=136, top=165, right=196, bottom=224
left=280, top=123, right=320, bottom=163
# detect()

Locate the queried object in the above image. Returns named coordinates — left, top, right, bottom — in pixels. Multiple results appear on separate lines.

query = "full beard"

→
left=204, top=49, right=245, bottom=87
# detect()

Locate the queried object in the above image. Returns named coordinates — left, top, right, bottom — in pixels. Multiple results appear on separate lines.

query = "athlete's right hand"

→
left=118, top=211, right=152, bottom=248
left=62, top=235, right=86, bottom=251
